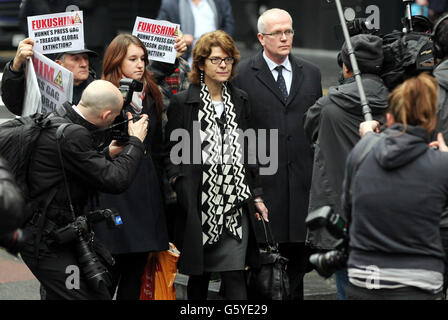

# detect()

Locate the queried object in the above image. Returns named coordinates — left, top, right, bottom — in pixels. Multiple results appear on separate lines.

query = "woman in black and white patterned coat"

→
left=165, top=30, right=268, bottom=300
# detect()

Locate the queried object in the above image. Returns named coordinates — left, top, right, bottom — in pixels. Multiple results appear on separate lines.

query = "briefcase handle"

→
left=260, top=218, right=278, bottom=251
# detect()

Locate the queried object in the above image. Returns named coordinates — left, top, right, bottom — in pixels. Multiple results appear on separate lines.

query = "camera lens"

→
left=0, top=229, right=26, bottom=255
left=75, top=236, right=112, bottom=290
left=309, top=250, right=347, bottom=278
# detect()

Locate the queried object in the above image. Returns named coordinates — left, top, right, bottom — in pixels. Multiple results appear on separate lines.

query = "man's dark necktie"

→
left=275, top=65, right=288, bottom=101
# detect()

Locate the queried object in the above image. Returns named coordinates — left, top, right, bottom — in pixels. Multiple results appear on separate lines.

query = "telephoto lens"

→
left=74, top=235, right=112, bottom=291
left=309, top=249, right=348, bottom=278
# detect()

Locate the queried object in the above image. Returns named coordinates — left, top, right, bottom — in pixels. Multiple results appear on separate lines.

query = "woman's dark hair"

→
left=102, top=34, right=163, bottom=117
left=189, top=30, right=240, bottom=84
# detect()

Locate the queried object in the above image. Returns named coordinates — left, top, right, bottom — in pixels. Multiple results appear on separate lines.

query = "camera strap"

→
left=55, top=123, right=77, bottom=222
left=92, top=114, right=142, bottom=134
left=33, top=187, right=59, bottom=262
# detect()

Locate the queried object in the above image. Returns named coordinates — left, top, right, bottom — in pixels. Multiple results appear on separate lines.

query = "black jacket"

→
left=164, top=82, right=261, bottom=275
left=93, top=61, right=176, bottom=254
left=28, top=102, right=145, bottom=227
left=0, top=157, right=25, bottom=235
left=304, top=75, right=389, bottom=250
left=95, top=92, right=169, bottom=254
left=1, top=60, right=26, bottom=115
left=342, top=125, right=448, bottom=273
left=233, top=51, right=322, bottom=243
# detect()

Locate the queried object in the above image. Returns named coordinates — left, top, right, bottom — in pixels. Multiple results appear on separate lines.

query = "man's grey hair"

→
left=257, top=8, right=293, bottom=34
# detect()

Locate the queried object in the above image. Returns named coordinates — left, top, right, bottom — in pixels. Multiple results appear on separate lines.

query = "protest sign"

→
left=25, top=51, right=74, bottom=115
left=132, top=17, right=179, bottom=64
left=22, top=58, right=42, bottom=116
left=27, top=11, right=85, bottom=55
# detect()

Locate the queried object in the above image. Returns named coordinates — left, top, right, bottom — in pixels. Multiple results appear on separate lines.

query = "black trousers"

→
left=187, top=270, right=248, bottom=300
left=21, top=244, right=111, bottom=300
left=109, top=252, right=149, bottom=300
left=278, top=242, right=311, bottom=300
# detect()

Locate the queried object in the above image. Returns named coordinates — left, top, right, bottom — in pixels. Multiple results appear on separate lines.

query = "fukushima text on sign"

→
left=132, top=17, right=179, bottom=64
left=27, top=11, right=85, bottom=55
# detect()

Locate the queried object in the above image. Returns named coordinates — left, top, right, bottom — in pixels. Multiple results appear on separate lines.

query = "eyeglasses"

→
left=262, top=29, right=295, bottom=38
left=207, top=57, right=235, bottom=65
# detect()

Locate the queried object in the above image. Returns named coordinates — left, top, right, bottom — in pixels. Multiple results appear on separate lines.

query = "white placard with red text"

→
left=27, top=11, right=85, bottom=55
left=23, top=51, right=74, bottom=116
left=132, top=17, right=179, bottom=64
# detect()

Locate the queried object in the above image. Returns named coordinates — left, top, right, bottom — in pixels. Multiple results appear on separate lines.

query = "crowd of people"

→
left=2, top=0, right=448, bottom=301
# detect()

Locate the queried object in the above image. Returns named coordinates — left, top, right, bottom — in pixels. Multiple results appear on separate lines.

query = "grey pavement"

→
left=0, top=248, right=337, bottom=300
left=0, top=45, right=339, bottom=300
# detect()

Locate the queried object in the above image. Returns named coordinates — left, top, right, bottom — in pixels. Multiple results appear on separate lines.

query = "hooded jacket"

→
left=433, top=60, right=448, bottom=227
left=342, top=125, right=448, bottom=273
left=304, top=74, right=389, bottom=249
left=433, top=59, right=448, bottom=141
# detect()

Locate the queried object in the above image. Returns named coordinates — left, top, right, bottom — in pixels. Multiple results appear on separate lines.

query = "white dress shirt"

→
left=189, top=0, right=217, bottom=65
left=262, top=51, right=293, bottom=95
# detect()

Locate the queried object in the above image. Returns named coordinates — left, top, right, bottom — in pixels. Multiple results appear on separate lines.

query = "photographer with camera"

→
left=19, top=80, right=149, bottom=300
left=304, top=33, right=389, bottom=299
left=94, top=34, right=187, bottom=300
left=342, top=73, right=447, bottom=300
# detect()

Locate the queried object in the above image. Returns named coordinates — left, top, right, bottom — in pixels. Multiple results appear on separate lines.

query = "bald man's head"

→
left=77, top=80, right=123, bottom=128
left=79, top=80, right=123, bottom=114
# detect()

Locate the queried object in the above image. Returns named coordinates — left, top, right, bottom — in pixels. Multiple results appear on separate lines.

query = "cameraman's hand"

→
left=429, top=133, right=448, bottom=152
left=12, top=38, right=34, bottom=72
left=359, top=120, right=380, bottom=137
left=109, top=140, right=125, bottom=158
left=127, top=112, right=149, bottom=143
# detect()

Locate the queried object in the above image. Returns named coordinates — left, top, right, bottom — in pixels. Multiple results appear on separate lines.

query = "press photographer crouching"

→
left=0, top=157, right=25, bottom=254
left=19, top=80, right=149, bottom=300
left=341, top=73, right=448, bottom=300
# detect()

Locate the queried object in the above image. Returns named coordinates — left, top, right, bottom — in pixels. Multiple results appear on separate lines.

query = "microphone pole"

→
left=329, top=0, right=373, bottom=121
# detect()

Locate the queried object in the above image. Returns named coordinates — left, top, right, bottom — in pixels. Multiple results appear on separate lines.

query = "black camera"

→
left=346, top=18, right=376, bottom=37
left=306, top=206, right=348, bottom=278
left=52, top=209, right=123, bottom=291
left=110, top=78, right=144, bottom=142
left=0, top=228, right=26, bottom=255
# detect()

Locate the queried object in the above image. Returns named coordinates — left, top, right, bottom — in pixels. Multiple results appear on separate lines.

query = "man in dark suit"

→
left=233, top=8, right=322, bottom=300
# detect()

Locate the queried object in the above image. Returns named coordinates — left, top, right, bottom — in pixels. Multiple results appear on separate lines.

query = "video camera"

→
left=305, top=206, right=348, bottom=278
left=110, top=78, right=144, bottom=142
left=52, top=208, right=123, bottom=291
left=346, top=18, right=377, bottom=37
